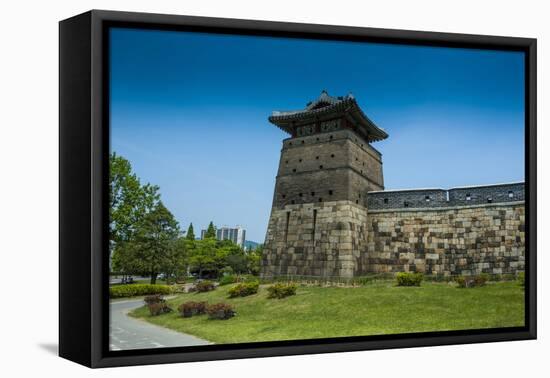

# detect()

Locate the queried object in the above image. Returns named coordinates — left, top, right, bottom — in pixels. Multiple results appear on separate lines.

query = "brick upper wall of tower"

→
left=272, top=129, right=384, bottom=209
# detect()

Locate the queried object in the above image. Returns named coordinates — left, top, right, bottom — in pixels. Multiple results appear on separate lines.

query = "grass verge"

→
left=129, top=281, right=524, bottom=344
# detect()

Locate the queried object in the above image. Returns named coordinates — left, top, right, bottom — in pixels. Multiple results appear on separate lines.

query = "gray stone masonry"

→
left=367, top=183, right=524, bottom=210
left=261, top=94, right=526, bottom=278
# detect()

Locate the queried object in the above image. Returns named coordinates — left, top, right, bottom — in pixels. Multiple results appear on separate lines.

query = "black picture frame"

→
left=59, top=9, right=537, bottom=368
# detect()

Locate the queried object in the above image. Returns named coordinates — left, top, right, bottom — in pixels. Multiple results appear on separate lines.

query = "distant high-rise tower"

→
left=201, top=225, right=246, bottom=248
left=261, top=91, right=388, bottom=278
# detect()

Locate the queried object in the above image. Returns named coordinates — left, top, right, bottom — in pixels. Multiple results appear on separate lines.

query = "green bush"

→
left=178, top=301, right=208, bottom=318
left=228, top=282, right=259, bottom=298
left=194, top=280, right=216, bottom=293
left=206, top=303, right=235, bottom=320
left=148, top=302, right=172, bottom=316
left=396, top=272, right=423, bottom=287
left=455, top=274, right=489, bottom=288
left=219, top=275, right=237, bottom=286
left=109, top=284, right=172, bottom=298
left=518, top=272, right=526, bottom=286
left=267, top=283, right=297, bottom=299
left=455, top=276, right=468, bottom=288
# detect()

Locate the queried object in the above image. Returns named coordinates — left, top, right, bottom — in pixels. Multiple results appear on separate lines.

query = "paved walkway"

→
left=109, top=298, right=211, bottom=351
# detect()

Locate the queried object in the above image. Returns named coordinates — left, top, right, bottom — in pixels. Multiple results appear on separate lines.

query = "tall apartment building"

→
left=201, top=225, right=246, bottom=248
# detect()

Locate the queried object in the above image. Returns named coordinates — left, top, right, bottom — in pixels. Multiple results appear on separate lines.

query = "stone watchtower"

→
left=261, top=91, right=388, bottom=278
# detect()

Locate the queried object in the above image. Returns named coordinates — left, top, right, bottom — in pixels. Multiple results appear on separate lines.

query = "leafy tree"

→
left=247, top=244, right=263, bottom=275
left=189, top=238, right=217, bottom=278
left=186, top=223, right=196, bottom=241
left=111, top=240, right=142, bottom=279
left=217, top=240, right=247, bottom=274
left=171, top=237, right=190, bottom=282
left=204, top=221, right=216, bottom=239
left=109, top=153, right=159, bottom=271
left=132, top=202, right=180, bottom=284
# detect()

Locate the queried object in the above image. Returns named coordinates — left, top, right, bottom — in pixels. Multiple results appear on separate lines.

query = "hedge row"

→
left=109, top=284, right=172, bottom=298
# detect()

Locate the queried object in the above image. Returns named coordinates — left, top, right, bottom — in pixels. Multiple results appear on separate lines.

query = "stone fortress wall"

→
left=261, top=92, right=526, bottom=279
left=365, top=183, right=525, bottom=276
left=262, top=200, right=369, bottom=278
left=367, top=182, right=524, bottom=210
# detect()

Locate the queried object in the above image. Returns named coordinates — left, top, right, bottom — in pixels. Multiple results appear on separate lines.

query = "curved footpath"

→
left=109, top=298, right=211, bottom=351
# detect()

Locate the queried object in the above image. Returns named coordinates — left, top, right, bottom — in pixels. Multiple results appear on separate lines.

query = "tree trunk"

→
left=150, top=271, right=157, bottom=285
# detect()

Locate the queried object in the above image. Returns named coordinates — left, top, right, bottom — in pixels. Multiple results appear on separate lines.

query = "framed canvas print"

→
left=59, top=10, right=537, bottom=368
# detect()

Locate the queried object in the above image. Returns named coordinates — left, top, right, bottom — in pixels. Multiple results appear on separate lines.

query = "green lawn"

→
left=129, top=281, right=524, bottom=344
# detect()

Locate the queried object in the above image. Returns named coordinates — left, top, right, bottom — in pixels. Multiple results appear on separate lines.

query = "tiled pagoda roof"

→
left=268, top=91, right=388, bottom=143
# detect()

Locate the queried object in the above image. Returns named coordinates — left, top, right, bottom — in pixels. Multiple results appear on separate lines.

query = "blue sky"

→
left=110, top=28, right=525, bottom=242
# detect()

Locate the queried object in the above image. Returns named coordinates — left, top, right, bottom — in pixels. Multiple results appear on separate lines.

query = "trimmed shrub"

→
left=396, top=272, right=423, bottom=287
left=455, top=276, right=468, bottom=288
left=177, top=301, right=208, bottom=318
left=475, top=273, right=489, bottom=286
left=194, top=280, right=216, bottom=293
left=219, top=275, right=237, bottom=286
left=267, top=283, right=297, bottom=299
left=519, top=272, right=526, bottom=286
left=228, top=282, right=259, bottom=298
left=456, top=274, right=489, bottom=288
left=206, top=303, right=235, bottom=320
left=109, top=284, right=172, bottom=298
left=144, top=294, right=165, bottom=305
left=148, top=302, right=172, bottom=316
left=170, top=285, right=187, bottom=294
